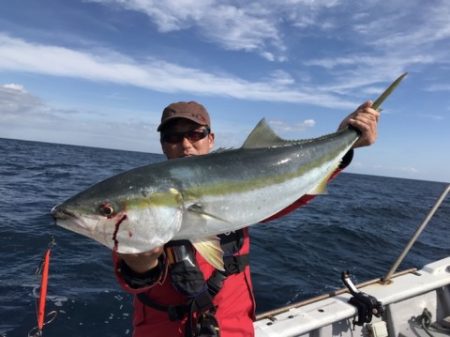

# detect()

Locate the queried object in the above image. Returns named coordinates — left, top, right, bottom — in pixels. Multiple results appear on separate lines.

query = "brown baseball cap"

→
left=157, top=101, right=211, bottom=131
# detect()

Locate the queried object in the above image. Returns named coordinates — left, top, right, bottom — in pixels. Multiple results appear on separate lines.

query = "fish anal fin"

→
left=307, top=161, right=340, bottom=195
left=192, top=237, right=224, bottom=271
left=187, top=203, right=230, bottom=223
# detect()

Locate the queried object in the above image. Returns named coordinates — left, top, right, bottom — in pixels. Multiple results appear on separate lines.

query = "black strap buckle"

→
left=167, top=305, right=188, bottom=321
left=138, top=289, right=215, bottom=322
left=206, top=271, right=227, bottom=297
left=223, top=254, right=249, bottom=275
left=196, top=311, right=220, bottom=337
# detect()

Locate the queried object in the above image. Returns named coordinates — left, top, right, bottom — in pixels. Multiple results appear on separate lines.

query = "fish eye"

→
left=99, top=202, right=115, bottom=217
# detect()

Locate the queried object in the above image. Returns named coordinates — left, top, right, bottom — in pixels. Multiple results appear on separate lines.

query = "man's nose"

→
left=181, top=136, right=193, bottom=146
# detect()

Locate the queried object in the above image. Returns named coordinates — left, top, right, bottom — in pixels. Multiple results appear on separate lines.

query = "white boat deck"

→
left=254, top=257, right=450, bottom=337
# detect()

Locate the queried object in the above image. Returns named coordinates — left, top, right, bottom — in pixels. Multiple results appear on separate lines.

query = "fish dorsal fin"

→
left=192, top=237, right=224, bottom=271
left=210, top=147, right=230, bottom=154
left=242, top=119, right=290, bottom=149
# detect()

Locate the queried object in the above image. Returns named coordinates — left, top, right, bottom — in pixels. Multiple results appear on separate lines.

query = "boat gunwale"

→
left=255, top=267, right=417, bottom=321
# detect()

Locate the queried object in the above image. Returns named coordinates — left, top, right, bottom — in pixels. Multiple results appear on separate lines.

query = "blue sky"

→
left=1, top=0, right=449, bottom=183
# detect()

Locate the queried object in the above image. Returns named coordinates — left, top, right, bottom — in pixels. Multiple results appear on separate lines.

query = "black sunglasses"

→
left=161, top=128, right=210, bottom=144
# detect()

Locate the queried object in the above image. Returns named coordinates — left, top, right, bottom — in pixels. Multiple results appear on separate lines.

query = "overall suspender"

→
left=136, top=230, right=249, bottom=337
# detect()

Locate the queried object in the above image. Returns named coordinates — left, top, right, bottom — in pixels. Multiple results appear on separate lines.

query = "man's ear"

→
left=208, top=132, right=215, bottom=150
left=160, top=140, right=169, bottom=158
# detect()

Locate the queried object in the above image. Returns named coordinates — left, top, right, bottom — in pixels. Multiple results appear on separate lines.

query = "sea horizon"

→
left=1, top=136, right=448, bottom=185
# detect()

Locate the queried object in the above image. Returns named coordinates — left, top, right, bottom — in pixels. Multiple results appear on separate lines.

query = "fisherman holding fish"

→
left=113, top=100, right=380, bottom=337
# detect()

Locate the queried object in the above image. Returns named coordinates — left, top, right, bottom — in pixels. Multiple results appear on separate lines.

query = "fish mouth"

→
left=51, top=204, right=94, bottom=234
left=50, top=205, right=78, bottom=221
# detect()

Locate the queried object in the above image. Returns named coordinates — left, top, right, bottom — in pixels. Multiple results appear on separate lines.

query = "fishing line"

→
left=28, top=237, right=58, bottom=337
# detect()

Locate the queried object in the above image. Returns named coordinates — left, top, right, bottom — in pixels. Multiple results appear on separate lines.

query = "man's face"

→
left=160, top=119, right=215, bottom=160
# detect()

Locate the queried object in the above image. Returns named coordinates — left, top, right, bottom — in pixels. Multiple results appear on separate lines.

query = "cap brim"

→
left=157, top=116, right=208, bottom=131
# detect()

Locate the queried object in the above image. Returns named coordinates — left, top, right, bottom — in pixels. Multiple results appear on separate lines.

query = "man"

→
left=114, top=100, right=380, bottom=337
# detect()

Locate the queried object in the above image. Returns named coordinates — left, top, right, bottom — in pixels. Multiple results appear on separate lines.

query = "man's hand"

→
left=118, top=246, right=164, bottom=274
left=339, top=101, right=380, bottom=149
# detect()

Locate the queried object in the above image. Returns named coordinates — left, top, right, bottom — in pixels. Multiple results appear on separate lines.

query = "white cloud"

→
left=3, top=83, right=26, bottom=92
left=90, top=0, right=286, bottom=61
left=359, top=2, right=450, bottom=50
left=370, top=163, right=419, bottom=175
left=304, top=54, right=432, bottom=92
left=0, top=82, right=320, bottom=154
left=85, top=0, right=349, bottom=62
left=299, top=0, right=450, bottom=95
left=0, top=83, right=46, bottom=116
left=0, top=83, right=161, bottom=152
left=417, top=113, right=445, bottom=121
left=426, top=84, right=450, bottom=92
left=268, top=70, right=296, bottom=86
left=67, top=0, right=450, bottom=98
left=2, top=0, right=449, bottom=111
left=0, top=34, right=355, bottom=109
left=269, top=119, right=316, bottom=133
left=349, top=161, right=420, bottom=179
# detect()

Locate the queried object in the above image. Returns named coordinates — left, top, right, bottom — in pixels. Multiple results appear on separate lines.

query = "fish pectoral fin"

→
left=187, top=203, right=231, bottom=223
left=192, top=237, right=224, bottom=271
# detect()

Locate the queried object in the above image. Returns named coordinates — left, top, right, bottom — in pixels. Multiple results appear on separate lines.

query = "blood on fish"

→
left=112, top=214, right=127, bottom=252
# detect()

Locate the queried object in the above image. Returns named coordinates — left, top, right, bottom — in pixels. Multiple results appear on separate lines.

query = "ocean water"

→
left=0, top=137, right=448, bottom=337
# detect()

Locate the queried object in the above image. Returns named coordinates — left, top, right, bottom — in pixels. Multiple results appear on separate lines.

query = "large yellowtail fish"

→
left=51, top=73, right=407, bottom=270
